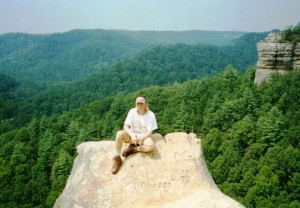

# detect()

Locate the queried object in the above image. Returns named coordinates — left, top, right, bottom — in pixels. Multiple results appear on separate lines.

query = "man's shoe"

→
left=111, top=156, right=122, bottom=174
left=122, top=144, right=137, bottom=157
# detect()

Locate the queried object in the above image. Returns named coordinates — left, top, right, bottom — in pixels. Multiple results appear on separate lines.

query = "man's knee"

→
left=116, top=130, right=124, bottom=138
left=143, top=138, right=155, bottom=152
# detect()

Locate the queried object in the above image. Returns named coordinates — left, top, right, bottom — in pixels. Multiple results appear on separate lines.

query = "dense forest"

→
left=0, top=27, right=299, bottom=208
left=0, top=31, right=268, bottom=130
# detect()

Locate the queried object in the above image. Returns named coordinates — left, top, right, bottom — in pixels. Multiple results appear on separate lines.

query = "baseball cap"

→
left=136, top=97, right=146, bottom=104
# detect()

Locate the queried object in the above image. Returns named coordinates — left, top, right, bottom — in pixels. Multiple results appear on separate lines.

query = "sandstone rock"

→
left=54, top=132, right=245, bottom=208
left=254, top=33, right=300, bottom=84
left=294, top=43, right=300, bottom=69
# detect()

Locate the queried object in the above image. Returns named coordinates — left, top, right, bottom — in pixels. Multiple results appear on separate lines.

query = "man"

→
left=111, top=96, right=158, bottom=174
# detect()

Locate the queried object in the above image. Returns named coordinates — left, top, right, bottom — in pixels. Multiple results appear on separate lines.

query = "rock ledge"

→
left=254, top=33, right=300, bottom=84
left=54, top=132, right=244, bottom=208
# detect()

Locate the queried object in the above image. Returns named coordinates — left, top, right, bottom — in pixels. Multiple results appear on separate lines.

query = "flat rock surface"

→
left=54, top=132, right=245, bottom=208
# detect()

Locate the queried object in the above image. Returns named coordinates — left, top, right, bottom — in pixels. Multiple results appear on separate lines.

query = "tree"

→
left=240, top=87, right=258, bottom=115
left=245, top=166, right=279, bottom=208
left=25, top=163, right=49, bottom=206
left=38, top=130, right=58, bottom=170
left=48, top=150, right=72, bottom=207
left=281, top=22, right=300, bottom=44
left=173, top=100, right=188, bottom=132
left=256, top=107, right=285, bottom=147
left=202, top=128, right=223, bottom=163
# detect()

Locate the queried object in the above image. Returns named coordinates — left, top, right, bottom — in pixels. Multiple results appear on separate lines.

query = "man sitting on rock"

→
left=111, top=96, right=158, bottom=174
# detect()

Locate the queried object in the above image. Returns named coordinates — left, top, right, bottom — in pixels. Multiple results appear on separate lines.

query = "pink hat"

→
left=136, top=97, right=146, bottom=104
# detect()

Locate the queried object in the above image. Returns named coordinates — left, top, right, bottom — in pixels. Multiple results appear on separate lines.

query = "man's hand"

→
left=130, top=133, right=139, bottom=145
left=130, top=133, right=143, bottom=145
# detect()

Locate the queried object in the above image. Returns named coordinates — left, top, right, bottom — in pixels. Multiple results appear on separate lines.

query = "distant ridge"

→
left=1, top=29, right=246, bottom=46
left=0, top=29, right=246, bottom=86
left=114, top=29, right=246, bottom=46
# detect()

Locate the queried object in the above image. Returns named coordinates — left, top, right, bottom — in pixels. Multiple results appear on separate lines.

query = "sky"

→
left=0, top=0, right=299, bottom=34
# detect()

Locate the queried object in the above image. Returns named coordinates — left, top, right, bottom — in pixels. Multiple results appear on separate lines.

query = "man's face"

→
left=136, top=102, right=145, bottom=110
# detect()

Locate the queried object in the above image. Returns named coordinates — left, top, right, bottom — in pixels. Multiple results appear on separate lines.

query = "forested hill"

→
left=0, top=30, right=147, bottom=87
left=0, top=29, right=245, bottom=87
left=1, top=32, right=268, bottom=126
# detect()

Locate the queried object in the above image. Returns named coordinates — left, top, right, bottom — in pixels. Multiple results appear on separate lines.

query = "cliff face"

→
left=54, top=133, right=245, bottom=208
left=254, top=33, right=300, bottom=84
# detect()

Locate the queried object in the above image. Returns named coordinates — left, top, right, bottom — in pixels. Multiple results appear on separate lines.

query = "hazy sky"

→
left=0, top=0, right=299, bottom=34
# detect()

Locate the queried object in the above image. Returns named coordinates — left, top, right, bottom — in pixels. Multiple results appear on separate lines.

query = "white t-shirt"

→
left=124, top=108, right=158, bottom=134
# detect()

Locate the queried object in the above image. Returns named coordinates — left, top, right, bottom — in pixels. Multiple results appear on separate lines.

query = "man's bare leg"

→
left=115, top=130, right=131, bottom=155
left=138, top=137, right=155, bottom=152
left=111, top=130, right=131, bottom=174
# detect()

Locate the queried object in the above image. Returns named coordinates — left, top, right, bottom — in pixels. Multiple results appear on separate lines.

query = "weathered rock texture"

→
left=254, top=33, right=300, bottom=84
left=54, top=133, right=244, bottom=208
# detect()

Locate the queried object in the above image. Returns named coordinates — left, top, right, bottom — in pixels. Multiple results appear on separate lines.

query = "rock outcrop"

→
left=254, top=33, right=300, bottom=84
left=54, top=132, right=244, bottom=208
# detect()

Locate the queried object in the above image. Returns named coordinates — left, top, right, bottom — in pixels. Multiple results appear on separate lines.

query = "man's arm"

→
left=124, top=124, right=134, bottom=139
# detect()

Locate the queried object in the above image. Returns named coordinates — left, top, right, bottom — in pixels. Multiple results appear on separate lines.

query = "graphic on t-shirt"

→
left=133, top=117, right=147, bottom=134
